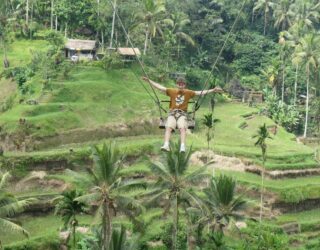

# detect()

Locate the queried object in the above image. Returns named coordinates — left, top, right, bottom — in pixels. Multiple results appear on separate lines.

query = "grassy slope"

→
left=0, top=39, right=49, bottom=72
left=0, top=64, right=315, bottom=169
left=0, top=214, right=92, bottom=246
left=1, top=39, right=319, bottom=248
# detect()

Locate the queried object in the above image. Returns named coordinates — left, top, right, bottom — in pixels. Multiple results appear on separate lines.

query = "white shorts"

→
left=165, top=115, right=187, bottom=130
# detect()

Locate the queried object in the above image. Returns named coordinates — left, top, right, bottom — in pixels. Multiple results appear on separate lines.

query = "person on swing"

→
left=143, top=76, right=223, bottom=152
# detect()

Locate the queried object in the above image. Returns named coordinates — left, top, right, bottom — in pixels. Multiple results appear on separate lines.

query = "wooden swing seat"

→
left=159, top=118, right=195, bottom=130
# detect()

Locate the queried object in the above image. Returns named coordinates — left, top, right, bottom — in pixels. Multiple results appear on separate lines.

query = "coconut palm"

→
left=284, top=25, right=304, bottom=105
left=253, top=124, right=272, bottom=222
left=202, top=175, right=246, bottom=232
left=0, top=171, right=35, bottom=246
left=137, top=0, right=166, bottom=55
left=253, top=0, right=275, bottom=35
left=293, top=33, right=320, bottom=138
left=146, top=142, right=208, bottom=250
left=202, top=113, right=220, bottom=155
left=162, top=12, right=195, bottom=58
left=55, top=189, right=87, bottom=249
left=76, top=142, right=144, bottom=250
left=273, top=0, right=295, bottom=31
left=292, top=0, right=320, bottom=31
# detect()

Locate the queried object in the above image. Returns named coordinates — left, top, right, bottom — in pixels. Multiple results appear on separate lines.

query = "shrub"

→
left=101, top=52, right=124, bottom=70
left=160, top=222, right=187, bottom=250
left=262, top=94, right=302, bottom=133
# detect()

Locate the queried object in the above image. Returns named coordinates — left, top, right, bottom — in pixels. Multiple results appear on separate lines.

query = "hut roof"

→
left=117, top=47, right=141, bottom=56
left=65, top=39, right=96, bottom=50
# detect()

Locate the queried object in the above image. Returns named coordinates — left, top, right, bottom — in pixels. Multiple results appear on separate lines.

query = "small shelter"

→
left=117, top=47, right=141, bottom=62
left=64, top=39, right=97, bottom=61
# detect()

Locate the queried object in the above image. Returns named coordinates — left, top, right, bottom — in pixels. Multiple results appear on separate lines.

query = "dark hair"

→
left=176, top=77, right=186, bottom=84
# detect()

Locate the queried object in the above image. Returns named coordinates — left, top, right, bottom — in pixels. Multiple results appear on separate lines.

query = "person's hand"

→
left=142, top=76, right=149, bottom=82
left=213, top=86, right=223, bottom=93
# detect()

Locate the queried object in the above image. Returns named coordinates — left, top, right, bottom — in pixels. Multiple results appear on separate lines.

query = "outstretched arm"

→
left=195, top=86, right=223, bottom=96
left=142, top=77, right=166, bottom=93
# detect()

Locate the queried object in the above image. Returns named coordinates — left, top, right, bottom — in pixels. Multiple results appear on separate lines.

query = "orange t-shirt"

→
left=166, top=88, right=196, bottom=111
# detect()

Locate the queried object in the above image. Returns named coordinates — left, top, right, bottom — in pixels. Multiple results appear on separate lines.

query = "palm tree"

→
left=162, top=12, right=195, bottom=58
left=0, top=171, right=35, bottom=246
left=55, top=189, right=87, bottom=249
left=292, top=0, right=320, bottom=31
left=253, top=0, right=275, bottom=35
left=273, top=0, right=294, bottom=31
left=284, top=26, right=303, bottom=105
left=146, top=142, right=208, bottom=250
left=253, top=124, right=272, bottom=222
left=278, top=32, right=288, bottom=102
left=293, top=33, right=320, bottom=138
left=137, top=0, right=166, bottom=55
left=76, top=142, right=144, bottom=250
left=202, top=175, right=246, bottom=232
left=202, top=113, right=220, bottom=155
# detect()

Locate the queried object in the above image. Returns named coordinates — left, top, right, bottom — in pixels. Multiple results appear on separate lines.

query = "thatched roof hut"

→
left=64, top=39, right=97, bottom=60
left=117, top=47, right=141, bottom=56
left=65, top=39, right=96, bottom=51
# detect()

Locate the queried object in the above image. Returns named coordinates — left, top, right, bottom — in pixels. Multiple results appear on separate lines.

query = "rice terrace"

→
left=1, top=0, right=320, bottom=249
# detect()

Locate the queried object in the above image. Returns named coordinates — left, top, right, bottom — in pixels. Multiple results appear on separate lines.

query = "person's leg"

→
left=163, top=127, right=173, bottom=147
left=179, top=128, right=186, bottom=152
left=162, top=116, right=176, bottom=151
left=177, top=116, right=187, bottom=152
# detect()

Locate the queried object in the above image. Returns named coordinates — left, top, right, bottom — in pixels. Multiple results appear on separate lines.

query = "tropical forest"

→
left=0, top=0, right=320, bottom=249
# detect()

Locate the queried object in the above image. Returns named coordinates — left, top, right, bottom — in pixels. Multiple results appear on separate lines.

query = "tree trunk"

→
left=102, top=200, right=108, bottom=250
left=172, top=194, right=179, bottom=250
left=64, top=23, right=68, bottom=38
left=101, top=30, right=104, bottom=52
left=3, top=41, right=10, bottom=68
left=55, top=15, right=58, bottom=31
left=263, top=5, right=267, bottom=36
left=97, top=0, right=100, bottom=16
left=259, top=170, right=264, bottom=222
left=143, top=28, right=149, bottom=55
left=51, top=0, right=54, bottom=30
left=106, top=201, right=112, bottom=250
left=26, top=0, right=29, bottom=25
left=281, top=55, right=285, bottom=103
left=109, top=0, right=116, bottom=48
left=303, top=68, right=310, bottom=138
left=72, top=218, right=76, bottom=249
left=294, top=64, right=298, bottom=105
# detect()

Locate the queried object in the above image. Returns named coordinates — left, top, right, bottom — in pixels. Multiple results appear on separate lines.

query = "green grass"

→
left=0, top=213, right=93, bottom=246
left=0, top=39, right=49, bottom=72
left=216, top=169, right=320, bottom=202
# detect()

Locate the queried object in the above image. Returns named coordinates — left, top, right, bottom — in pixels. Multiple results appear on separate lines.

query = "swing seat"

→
left=159, top=118, right=195, bottom=130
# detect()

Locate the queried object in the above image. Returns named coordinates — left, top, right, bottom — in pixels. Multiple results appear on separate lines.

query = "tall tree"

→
left=146, top=142, right=208, bottom=250
left=253, top=0, right=275, bottom=35
left=293, top=33, right=320, bottom=138
left=137, top=0, right=166, bottom=55
left=253, top=124, right=272, bottom=222
left=292, top=0, right=320, bottom=31
left=273, top=0, right=294, bottom=31
left=76, top=143, right=144, bottom=250
left=162, top=11, right=195, bottom=58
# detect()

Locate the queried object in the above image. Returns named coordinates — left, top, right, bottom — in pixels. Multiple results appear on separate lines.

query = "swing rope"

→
left=107, top=0, right=166, bottom=120
left=192, top=0, right=248, bottom=120
left=107, top=0, right=247, bottom=125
